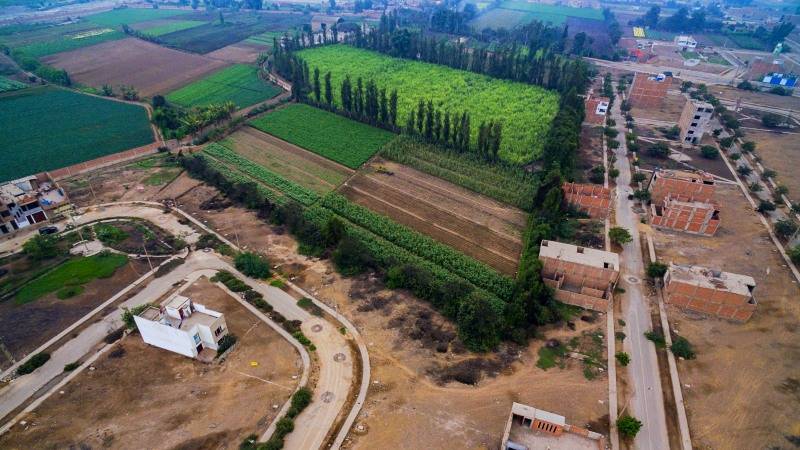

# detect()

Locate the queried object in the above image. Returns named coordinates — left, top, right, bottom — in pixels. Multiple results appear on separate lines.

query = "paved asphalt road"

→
left=611, top=97, right=670, bottom=450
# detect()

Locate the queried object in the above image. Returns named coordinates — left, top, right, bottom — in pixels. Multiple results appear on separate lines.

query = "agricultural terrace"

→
left=85, top=8, right=190, bottom=27
left=249, top=104, right=395, bottom=169
left=166, top=64, right=280, bottom=109
left=220, top=127, right=352, bottom=194
left=0, top=75, right=25, bottom=92
left=381, top=136, right=537, bottom=211
left=1, top=21, right=125, bottom=58
left=0, top=86, right=153, bottom=182
left=340, top=158, right=527, bottom=275
left=42, top=38, right=228, bottom=97
left=471, top=1, right=603, bottom=29
left=157, top=13, right=307, bottom=54
left=296, top=45, right=560, bottom=163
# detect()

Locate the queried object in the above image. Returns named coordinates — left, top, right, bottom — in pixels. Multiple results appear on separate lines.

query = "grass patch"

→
left=250, top=104, right=395, bottom=169
left=536, top=342, right=567, bottom=369
left=56, top=285, right=85, bottom=299
left=142, top=168, right=181, bottom=186
left=0, top=75, right=27, bottom=92
left=14, top=253, right=128, bottom=305
left=15, top=28, right=124, bottom=58
left=166, top=64, right=280, bottom=109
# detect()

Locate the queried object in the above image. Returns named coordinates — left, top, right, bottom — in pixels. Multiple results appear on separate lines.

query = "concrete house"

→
left=500, top=402, right=606, bottom=450
left=134, top=295, right=229, bottom=360
left=0, top=174, right=69, bottom=236
left=664, top=263, right=757, bottom=322
left=539, top=240, right=619, bottom=312
left=563, top=182, right=611, bottom=219
left=678, top=100, right=713, bottom=145
left=674, top=35, right=697, bottom=50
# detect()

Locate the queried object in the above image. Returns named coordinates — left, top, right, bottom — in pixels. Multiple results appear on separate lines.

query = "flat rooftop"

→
left=511, top=402, right=565, bottom=426
left=668, top=263, right=756, bottom=296
left=540, top=240, right=619, bottom=272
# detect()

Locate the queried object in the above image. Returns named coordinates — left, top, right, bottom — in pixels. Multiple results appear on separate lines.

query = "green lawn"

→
left=141, top=20, right=207, bottom=37
left=0, top=76, right=26, bottom=92
left=86, top=8, right=190, bottom=28
left=297, top=45, right=559, bottom=163
left=245, top=31, right=284, bottom=47
left=14, top=253, right=128, bottom=304
left=0, top=86, right=154, bottom=182
left=471, top=1, right=602, bottom=28
left=166, top=64, right=281, bottom=109
left=249, top=104, right=395, bottom=169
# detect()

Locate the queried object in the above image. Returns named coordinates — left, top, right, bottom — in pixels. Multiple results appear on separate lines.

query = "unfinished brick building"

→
left=664, top=263, right=757, bottom=322
left=628, top=72, right=671, bottom=108
left=563, top=182, right=611, bottom=219
left=678, top=100, right=714, bottom=144
left=539, top=240, right=619, bottom=311
left=648, top=169, right=719, bottom=235
left=651, top=197, right=720, bottom=236
left=649, top=169, right=715, bottom=203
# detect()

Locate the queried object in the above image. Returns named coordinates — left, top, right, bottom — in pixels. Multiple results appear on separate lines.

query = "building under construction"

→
left=664, top=263, right=757, bottom=322
left=563, top=182, right=611, bottom=219
left=539, top=240, right=619, bottom=312
left=648, top=169, right=720, bottom=236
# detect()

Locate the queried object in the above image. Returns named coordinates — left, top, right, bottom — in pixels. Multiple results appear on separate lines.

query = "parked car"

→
left=38, top=226, right=58, bottom=235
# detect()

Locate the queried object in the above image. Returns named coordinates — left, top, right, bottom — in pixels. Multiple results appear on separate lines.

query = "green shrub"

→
left=269, top=278, right=286, bottom=288
left=23, top=235, right=60, bottom=260
left=275, top=417, right=295, bottom=438
left=617, top=415, right=643, bottom=438
left=216, top=334, right=238, bottom=356
left=94, top=223, right=129, bottom=245
left=609, top=227, right=632, bottom=245
left=17, top=352, right=50, bottom=375
left=700, top=145, right=719, bottom=159
left=646, top=262, right=668, bottom=278
left=788, top=246, right=800, bottom=264
left=670, top=336, right=696, bottom=359
left=63, top=361, right=80, bottom=372
left=122, top=303, right=152, bottom=330
left=235, top=252, right=271, bottom=279
left=644, top=330, right=666, bottom=348
left=615, top=351, right=630, bottom=366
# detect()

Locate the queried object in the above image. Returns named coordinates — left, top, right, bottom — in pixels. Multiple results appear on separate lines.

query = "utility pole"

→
left=142, top=243, right=154, bottom=272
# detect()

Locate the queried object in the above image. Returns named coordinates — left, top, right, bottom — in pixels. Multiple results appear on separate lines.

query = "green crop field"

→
left=297, top=45, right=559, bottom=163
left=166, top=64, right=280, bottom=109
left=86, top=8, right=190, bottom=28
left=0, top=87, right=154, bottom=182
left=245, top=31, right=285, bottom=47
left=14, top=28, right=124, bottom=58
left=141, top=20, right=207, bottom=37
left=249, top=104, right=395, bottom=169
left=0, top=76, right=26, bottom=92
left=471, top=1, right=602, bottom=28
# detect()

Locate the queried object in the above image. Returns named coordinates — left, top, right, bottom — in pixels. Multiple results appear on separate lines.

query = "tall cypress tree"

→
left=379, top=88, right=388, bottom=125
left=389, top=90, right=398, bottom=127
left=313, top=68, right=321, bottom=103
left=341, top=75, right=352, bottom=112
left=416, top=99, right=424, bottom=134
left=324, top=72, right=333, bottom=107
left=424, top=100, right=434, bottom=140
left=443, top=111, right=451, bottom=144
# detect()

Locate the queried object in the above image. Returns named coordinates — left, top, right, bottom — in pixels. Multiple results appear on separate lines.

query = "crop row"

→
left=320, top=193, right=514, bottom=299
left=196, top=153, right=286, bottom=205
left=204, top=144, right=319, bottom=205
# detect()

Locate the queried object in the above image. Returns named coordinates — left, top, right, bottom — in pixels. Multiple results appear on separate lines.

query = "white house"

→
left=596, top=101, right=609, bottom=115
left=674, top=35, right=697, bottom=50
left=134, top=295, right=228, bottom=359
left=0, top=174, right=69, bottom=235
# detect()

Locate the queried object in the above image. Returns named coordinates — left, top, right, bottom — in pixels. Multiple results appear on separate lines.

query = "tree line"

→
left=273, top=47, right=505, bottom=160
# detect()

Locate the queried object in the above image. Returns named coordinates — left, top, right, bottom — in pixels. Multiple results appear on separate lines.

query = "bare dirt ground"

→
left=576, top=124, right=605, bottom=183
left=0, top=277, right=301, bottom=450
left=225, top=127, right=352, bottom=194
left=42, top=38, right=228, bottom=97
left=61, top=154, right=198, bottom=207
left=207, top=42, right=265, bottom=64
left=647, top=45, right=729, bottom=75
left=651, top=184, right=800, bottom=449
left=737, top=127, right=800, bottom=204
left=173, top=182, right=608, bottom=448
left=711, top=85, right=800, bottom=110
left=0, top=258, right=150, bottom=371
left=339, top=159, right=526, bottom=276
left=631, top=91, right=687, bottom=123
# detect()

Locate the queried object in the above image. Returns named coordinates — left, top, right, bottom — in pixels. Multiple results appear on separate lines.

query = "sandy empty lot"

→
left=737, top=127, right=800, bottom=204
left=340, top=159, right=526, bottom=275
left=652, top=184, right=800, bottom=449
left=42, top=38, right=228, bottom=97
left=207, top=42, right=265, bottom=64
left=631, top=90, right=687, bottom=124
left=0, top=278, right=301, bottom=449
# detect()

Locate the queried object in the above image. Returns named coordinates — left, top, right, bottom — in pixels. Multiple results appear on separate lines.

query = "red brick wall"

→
left=650, top=201, right=719, bottom=236
left=650, top=175, right=715, bottom=204
left=563, top=183, right=611, bottom=219
left=44, top=142, right=164, bottom=181
left=665, top=279, right=755, bottom=322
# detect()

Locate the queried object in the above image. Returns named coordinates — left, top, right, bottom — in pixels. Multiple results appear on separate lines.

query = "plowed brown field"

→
left=340, top=159, right=526, bottom=275
left=42, top=38, right=228, bottom=97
